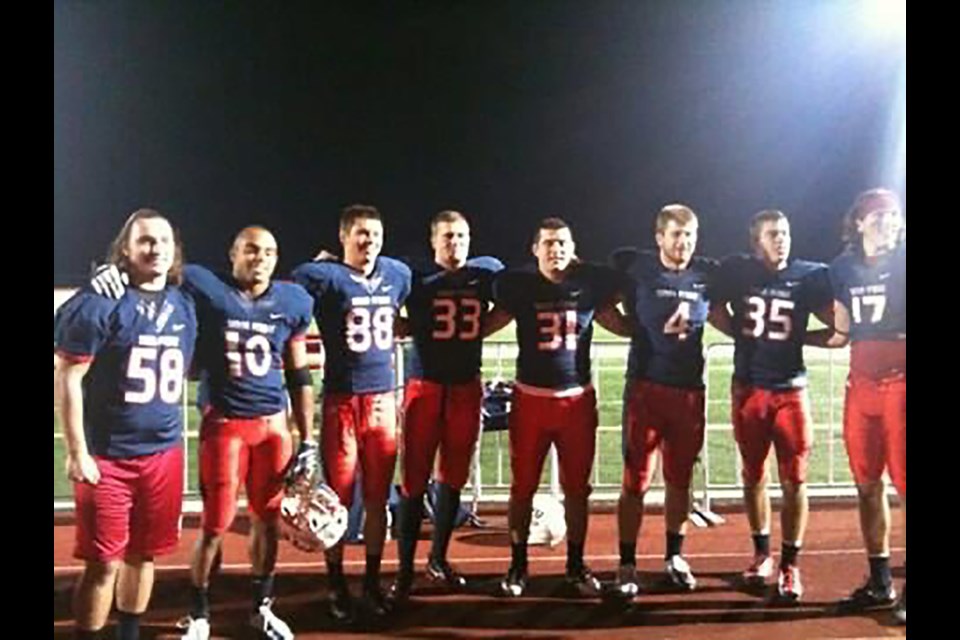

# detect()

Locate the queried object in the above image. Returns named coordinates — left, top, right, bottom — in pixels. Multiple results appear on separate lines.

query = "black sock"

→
left=115, top=611, right=139, bottom=640
left=365, top=554, right=382, bottom=590
left=327, top=559, right=346, bottom=589
left=76, top=630, right=100, bottom=640
left=781, top=542, right=801, bottom=567
left=251, top=574, right=274, bottom=610
left=398, top=494, right=424, bottom=575
left=869, top=555, right=892, bottom=588
left=620, top=542, right=637, bottom=567
left=190, top=584, right=210, bottom=619
left=430, top=483, right=460, bottom=566
left=753, top=532, right=771, bottom=557
left=666, top=532, right=685, bottom=559
left=566, top=542, right=585, bottom=573
left=511, top=542, right=528, bottom=571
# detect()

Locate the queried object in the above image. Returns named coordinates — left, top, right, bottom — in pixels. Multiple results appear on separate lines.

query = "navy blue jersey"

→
left=493, top=262, right=620, bottom=390
left=829, top=242, right=906, bottom=341
left=54, top=287, right=197, bottom=458
left=714, top=255, right=833, bottom=389
left=185, top=265, right=314, bottom=417
left=406, top=256, right=504, bottom=383
left=613, top=249, right=717, bottom=389
left=292, top=257, right=412, bottom=394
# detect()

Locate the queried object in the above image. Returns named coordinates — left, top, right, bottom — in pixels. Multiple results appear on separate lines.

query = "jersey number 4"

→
left=743, top=296, right=794, bottom=341
left=125, top=346, right=185, bottom=404
left=432, top=298, right=482, bottom=340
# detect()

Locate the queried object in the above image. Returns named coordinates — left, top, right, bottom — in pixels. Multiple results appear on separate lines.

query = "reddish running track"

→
left=53, top=504, right=906, bottom=639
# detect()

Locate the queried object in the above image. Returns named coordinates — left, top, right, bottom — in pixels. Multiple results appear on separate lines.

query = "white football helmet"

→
left=527, top=494, right=566, bottom=547
left=279, top=478, right=348, bottom=552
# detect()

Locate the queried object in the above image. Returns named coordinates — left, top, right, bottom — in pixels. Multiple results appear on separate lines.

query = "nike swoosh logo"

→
left=878, top=273, right=891, bottom=280
left=467, top=279, right=480, bottom=286
left=381, top=285, right=393, bottom=292
left=270, top=313, right=284, bottom=319
left=172, top=324, right=185, bottom=332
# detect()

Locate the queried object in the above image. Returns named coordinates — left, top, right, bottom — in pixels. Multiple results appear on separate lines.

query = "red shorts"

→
left=74, top=445, right=184, bottom=562
left=401, top=378, right=483, bottom=496
left=843, top=374, right=906, bottom=495
left=322, top=391, right=398, bottom=507
left=508, top=384, right=598, bottom=502
left=622, top=379, right=705, bottom=493
left=731, top=382, right=813, bottom=486
left=199, top=409, right=293, bottom=535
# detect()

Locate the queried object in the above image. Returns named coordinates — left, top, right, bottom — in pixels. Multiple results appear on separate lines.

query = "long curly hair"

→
left=106, top=208, right=184, bottom=285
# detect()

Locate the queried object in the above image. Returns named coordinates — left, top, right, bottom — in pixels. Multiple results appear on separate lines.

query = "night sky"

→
left=54, top=1, right=906, bottom=285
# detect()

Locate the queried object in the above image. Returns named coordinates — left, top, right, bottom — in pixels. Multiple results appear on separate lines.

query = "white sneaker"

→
left=250, top=598, right=294, bottom=640
left=742, top=554, right=774, bottom=586
left=177, top=616, right=210, bottom=640
left=665, top=555, right=697, bottom=591
left=777, top=565, right=804, bottom=601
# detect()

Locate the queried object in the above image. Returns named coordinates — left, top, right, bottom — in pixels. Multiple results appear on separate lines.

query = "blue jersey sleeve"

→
left=382, top=257, right=413, bottom=306
left=54, top=291, right=116, bottom=359
left=583, top=262, right=624, bottom=306
left=609, top=247, right=640, bottom=274
left=287, top=283, right=315, bottom=337
left=182, top=264, right=227, bottom=303
left=712, top=255, right=746, bottom=305
left=290, top=261, right=335, bottom=299
left=828, top=252, right=852, bottom=307
left=803, top=263, right=834, bottom=312
left=492, top=270, right=521, bottom=315
left=468, top=256, right=506, bottom=274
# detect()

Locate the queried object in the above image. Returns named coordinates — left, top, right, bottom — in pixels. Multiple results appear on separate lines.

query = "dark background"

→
left=54, top=1, right=906, bottom=283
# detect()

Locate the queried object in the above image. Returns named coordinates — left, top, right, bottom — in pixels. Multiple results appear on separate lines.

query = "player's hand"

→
left=286, top=440, right=319, bottom=485
left=90, top=264, right=128, bottom=299
left=66, top=452, right=101, bottom=484
left=313, top=249, right=339, bottom=261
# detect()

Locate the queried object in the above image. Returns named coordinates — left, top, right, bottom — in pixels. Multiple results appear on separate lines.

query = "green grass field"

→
left=54, top=324, right=853, bottom=500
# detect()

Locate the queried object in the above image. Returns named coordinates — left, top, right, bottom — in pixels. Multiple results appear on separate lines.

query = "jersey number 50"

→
left=125, top=346, right=185, bottom=404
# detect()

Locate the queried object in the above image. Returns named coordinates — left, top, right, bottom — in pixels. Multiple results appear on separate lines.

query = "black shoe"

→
left=361, top=583, right=393, bottom=617
left=564, top=564, right=603, bottom=598
left=389, top=571, right=414, bottom=606
left=841, top=578, right=896, bottom=610
left=328, top=580, right=354, bottom=623
left=426, top=558, right=467, bottom=589
left=499, top=564, right=528, bottom=598
left=612, top=563, right=641, bottom=600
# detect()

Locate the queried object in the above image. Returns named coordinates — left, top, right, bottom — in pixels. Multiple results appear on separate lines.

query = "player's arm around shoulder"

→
left=706, top=254, right=740, bottom=339
left=482, top=268, right=520, bottom=338
left=594, top=300, right=633, bottom=338
left=806, top=299, right=850, bottom=348
left=807, top=260, right=850, bottom=348
left=289, top=260, right=334, bottom=297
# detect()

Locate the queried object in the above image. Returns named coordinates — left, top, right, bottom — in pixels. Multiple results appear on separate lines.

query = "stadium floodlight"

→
left=860, top=0, right=906, bottom=40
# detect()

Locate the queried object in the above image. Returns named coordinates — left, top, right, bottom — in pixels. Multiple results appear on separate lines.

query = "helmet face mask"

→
left=278, top=478, right=349, bottom=552
left=527, top=494, right=567, bottom=547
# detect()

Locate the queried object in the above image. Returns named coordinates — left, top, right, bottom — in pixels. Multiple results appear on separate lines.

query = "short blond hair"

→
left=656, top=204, right=698, bottom=233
